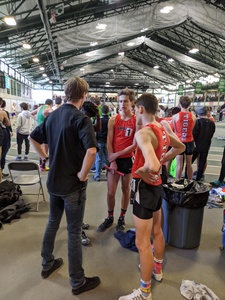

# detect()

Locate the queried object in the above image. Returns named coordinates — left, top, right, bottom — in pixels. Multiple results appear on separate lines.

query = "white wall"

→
left=32, top=90, right=65, bottom=105
left=0, top=88, right=34, bottom=112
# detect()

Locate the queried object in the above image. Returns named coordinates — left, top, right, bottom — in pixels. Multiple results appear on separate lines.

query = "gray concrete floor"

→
left=1, top=122, right=225, bottom=300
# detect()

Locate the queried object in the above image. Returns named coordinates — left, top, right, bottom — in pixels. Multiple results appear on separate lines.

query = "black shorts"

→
left=180, top=141, right=195, bottom=155
left=132, top=179, right=163, bottom=219
left=115, top=157, right=133, bottom=174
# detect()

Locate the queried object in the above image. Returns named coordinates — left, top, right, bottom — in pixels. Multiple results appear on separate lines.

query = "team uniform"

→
left=132, top=123, right=170, bottom=219
left=164, top=116, right=174, bottom=131
left=174, top=111, right=194, bottom=155
left=112, top=113, right=136, bottom=174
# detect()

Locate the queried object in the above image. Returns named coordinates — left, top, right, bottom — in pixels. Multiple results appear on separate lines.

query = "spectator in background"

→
left=172, top=96, right=196, bottom=180
left=192, top=106, right=215, bottom=181
left=10, top=102, right=17, bottom=125
left=0, top=97, right=10, bottom=182
left=92, top=97, right=102, bottom=117
left=31, top=99, right=53, bottom=125
left=158, top=105, right=165, bottom=118
left=94, top=105, right=110, bottom=182
left=219, top=102, right=225, bottom=121
left=210, top=147, right=225, bottom=187
left=52, top=97, right=62, bottom=110
left=15, top=102, right=32, bottom=161
left=1, top=100, right=12, bottom=177
left=30, top=99, right=53, bottom=170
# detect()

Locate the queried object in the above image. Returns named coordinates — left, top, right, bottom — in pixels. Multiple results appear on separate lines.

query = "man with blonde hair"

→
left=29, top=77, right=100, bottom=295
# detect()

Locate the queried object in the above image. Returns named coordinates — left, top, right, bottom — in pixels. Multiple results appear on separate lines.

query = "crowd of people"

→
left=0, top=80, right=225, bottom=299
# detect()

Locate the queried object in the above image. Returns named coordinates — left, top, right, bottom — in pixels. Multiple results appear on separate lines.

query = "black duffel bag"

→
left=163, top=179, right=209, bottom=208
left=0, top=180, right=22, bottom=209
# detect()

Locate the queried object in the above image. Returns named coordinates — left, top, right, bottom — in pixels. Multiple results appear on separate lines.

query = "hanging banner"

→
left=195, top=82, right=202, bottom=94
left=5, top=75, right=10, bottom=89
left=218, top=77, right=225, bottom=93
left=178, top=84, right=184, bottom=95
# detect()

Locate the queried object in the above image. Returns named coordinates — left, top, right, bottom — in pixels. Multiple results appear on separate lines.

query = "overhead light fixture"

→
left=39, top=66, right=45, bottom=70
left=80, top=68, right=85, bottom=71
left=90, top=42, right=98, bottom=46
left=160, top=6, right=174, bottom=14
left=105, top=84, right=110, bottom=87
left=118, top=52, right=125, bottom=56
left=86, top=51, right=96, bottom=57
left=23, top=42, right=31, bottom=49
left=134, top=83, right=139, bottom=85
left=96, top=23, right=107, bottom=30
left=42, top=73, right=47, bottom=77
left=106, top=82, right=110, bottom=84
left=127, top=42, right=135, bottom=47
left=33, top=57, right=39, bottom=62
left=189, top=48, right=199, bottom=54
left=4, top=16, right=16, bottom=26
left=141, top=28, right=148, bottom=32
left=168, top=58, right=174, bottom=62
left=154, top=65, right=159, bottom=69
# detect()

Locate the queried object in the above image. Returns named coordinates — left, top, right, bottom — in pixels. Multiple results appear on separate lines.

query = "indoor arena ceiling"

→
left=1, top=0, right=225, bottom=92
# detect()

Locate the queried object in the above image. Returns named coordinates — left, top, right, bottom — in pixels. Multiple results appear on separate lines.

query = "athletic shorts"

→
left=115, top=157, right=133, bottom=174
left=180, top=141, right=195, bottom=155
left=132, top=179, right=163, bottom=219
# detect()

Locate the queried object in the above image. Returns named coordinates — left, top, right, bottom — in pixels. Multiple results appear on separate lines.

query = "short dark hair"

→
left=64, top=77, right=89, bottom=102
left=135, top=93, right=158, bottom=115
left=172, top=106, right=181, bottom=115
left=1, top=99, right=6, bottom=108
left=45, top=99, right=53, bottom=105
left=55, top=97, right=62, bottom=105
left=102, top=105, right=109, bottom=115
left=82, top=101, right=98, bottom=118
left=179, top=95, right=192, bottom=109
left=20, top=102, right=28, bottom=110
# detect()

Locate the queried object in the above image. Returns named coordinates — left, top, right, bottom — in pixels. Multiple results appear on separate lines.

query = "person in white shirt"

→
left=16, top=102, right=32, bottom=161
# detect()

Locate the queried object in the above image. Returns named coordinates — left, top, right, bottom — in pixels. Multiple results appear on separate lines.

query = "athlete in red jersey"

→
left=97, top=88, right=138, bottom=232
left=119, top=93, right=184, bottom=300
left=172, top=96, right=196, bottom=179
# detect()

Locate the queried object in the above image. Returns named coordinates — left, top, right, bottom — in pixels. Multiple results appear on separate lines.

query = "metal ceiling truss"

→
left=152, top=21, right=225, bottom=70
left=0, top=0, right=224, bottom=92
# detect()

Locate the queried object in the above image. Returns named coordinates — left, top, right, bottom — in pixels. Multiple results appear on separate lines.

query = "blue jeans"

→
left=41, top=188, right=86, bottom=289
left=94, top=142, right=108, bottom=179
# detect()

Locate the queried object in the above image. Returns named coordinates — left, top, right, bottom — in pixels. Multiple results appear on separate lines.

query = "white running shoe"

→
left=152, top=261, right=163, bottom=282
left=119, top=288, right=152, bottom=300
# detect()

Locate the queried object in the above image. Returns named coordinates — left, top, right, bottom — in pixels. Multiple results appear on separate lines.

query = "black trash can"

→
left=163, top=179, right=209, bottom=249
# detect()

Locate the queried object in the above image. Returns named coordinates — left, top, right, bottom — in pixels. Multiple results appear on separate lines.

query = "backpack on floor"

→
left=0, top=180, right=22, bottom=209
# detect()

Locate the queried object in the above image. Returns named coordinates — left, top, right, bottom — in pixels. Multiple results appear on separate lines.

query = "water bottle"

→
left=222, top=209, right=225, bottom=250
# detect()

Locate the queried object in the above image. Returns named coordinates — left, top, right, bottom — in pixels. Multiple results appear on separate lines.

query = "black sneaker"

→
left=72, top=276, right=100, bottom=295
left=97, top=217, right=114, bottom=232
left=116, top=217, right=125, bottom=231
left=82, top=222, right=90, bottom=230
left=41, top=258, right=63, bottom=279
left=81, top=231, right=91, bottom=246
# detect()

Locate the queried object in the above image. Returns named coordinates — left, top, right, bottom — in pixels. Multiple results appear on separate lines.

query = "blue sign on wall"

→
left=5, top=75, right=10, bottom=89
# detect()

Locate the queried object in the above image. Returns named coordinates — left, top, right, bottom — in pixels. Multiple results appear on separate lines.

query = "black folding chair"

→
left=8, top=161, right=46, bottom=211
